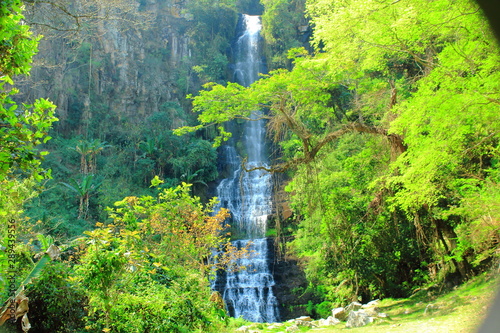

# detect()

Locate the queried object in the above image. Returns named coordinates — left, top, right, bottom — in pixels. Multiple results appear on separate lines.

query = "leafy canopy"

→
left=176, top=0, right=500, bottom=302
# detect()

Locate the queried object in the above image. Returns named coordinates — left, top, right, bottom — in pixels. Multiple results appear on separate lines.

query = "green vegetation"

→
left=260, top=0, right=309, bottom=69
left=72, top=183, right=242, bottom=332
left=229, top=273, right=499, bottom=332
left=17, top=0, right=247, bottom=238
left=0, top=0, right=57, bottom=308
left=0, top=1, right=242, bottom=331
left=4, top=181, right=248, bottom=332
left=179, top=0, right=500, bottom=308
left=1, top=0, right=499, bottom=331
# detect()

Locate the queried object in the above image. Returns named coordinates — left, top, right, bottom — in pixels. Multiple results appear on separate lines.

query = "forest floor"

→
left=228, top=272, right=500, bottom=333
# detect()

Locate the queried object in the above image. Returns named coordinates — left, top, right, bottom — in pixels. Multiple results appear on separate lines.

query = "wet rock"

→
left=272, top=257, right=312, bottom=321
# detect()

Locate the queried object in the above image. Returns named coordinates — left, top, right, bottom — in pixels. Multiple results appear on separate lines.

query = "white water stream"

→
left=212, top=14, right=279, bottom=323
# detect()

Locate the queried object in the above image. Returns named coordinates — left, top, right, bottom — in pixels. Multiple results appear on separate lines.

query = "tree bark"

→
left=244, top=121, right=406, bottom=173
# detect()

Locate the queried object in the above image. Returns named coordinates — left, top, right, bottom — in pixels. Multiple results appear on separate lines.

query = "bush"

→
left=26, top=262, right=87, bottom=333
left=73, top=183, right=243, bottom=332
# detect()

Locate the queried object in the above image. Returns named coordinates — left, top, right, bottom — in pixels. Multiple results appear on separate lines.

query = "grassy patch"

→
left=310, top=273, right=497, bottom=333
left=230, top=272, right=499, bottom=333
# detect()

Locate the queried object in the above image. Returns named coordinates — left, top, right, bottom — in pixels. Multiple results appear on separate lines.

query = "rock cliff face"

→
left=21, top=0, right=238, bottom=135
left=272, top=251, right=313, bottom=320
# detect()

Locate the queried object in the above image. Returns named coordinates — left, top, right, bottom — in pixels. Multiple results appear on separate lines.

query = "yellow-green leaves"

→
left=281, top=0, right=500, bottom=300
left=0, top=2, right=57, bottom=182
left=149, top=175, right=164, bottom=187
left=176, top=82, right=258, bottom=146
left=386, top=5, right=500, bottom=213
left=74, top=183, right=249, bottom=331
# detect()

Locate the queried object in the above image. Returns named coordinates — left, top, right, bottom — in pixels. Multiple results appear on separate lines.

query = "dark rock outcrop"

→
left=271, top=252, right=312, bottom=320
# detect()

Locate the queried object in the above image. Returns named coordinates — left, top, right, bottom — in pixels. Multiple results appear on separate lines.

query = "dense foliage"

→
left=17, top=0, right=248, bottom=239
left=180, top=0, right=500, bottom=305
left=0, top=1, right=249, bottom=332
left=2, top=0, right=500, bottom=330
left=6, top=183, right=246, bottom=332
left=72, top=183, right=242, bottom=333
left=0, top=0, right=57, bottom=307
left=260, top=0, right=309, bottom=69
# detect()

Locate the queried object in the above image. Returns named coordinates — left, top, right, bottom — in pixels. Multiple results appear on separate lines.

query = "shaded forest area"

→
left=1, top=0, right=499, bottom=331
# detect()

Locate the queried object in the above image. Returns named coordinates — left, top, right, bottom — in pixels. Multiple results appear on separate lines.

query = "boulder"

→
left=345, top=301, right=363, bottom=313
left=285, top=324, right=300, bottom=332
left=362, top=306, right=380, bottom=317
left=332, top=307, right=348, bottom=321
left=345, top=310, right=374, bottom=328
left=267, top=323, right=284, bottom=329
left=362, top=299, right=380, bottom=308
left=235, top=326, right=249, bottom=332
left=361, top=299, right=381, bottom=317
left=293, top=315, right=316, bottom=327
left=318, top=316, right=341, bottom=326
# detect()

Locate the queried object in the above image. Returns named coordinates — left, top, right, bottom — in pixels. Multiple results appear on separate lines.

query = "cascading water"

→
left=212, top=14, right=279, bottom=323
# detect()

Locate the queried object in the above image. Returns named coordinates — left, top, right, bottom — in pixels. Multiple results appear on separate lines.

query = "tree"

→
left=75, top=182, right=249, bottom=332
left=61, top=174, right=101, bottom=219
left=23, top=0, right=154, bottom=33
left=0, top=0, right=57, bottom=181
left=297, top=0, right=499, bottom=289
left=176, top=0, right=500, bottom=301
left=175, top=50, right=404, bottom=172
left=0, top=4, right=57, bottom=323
left=70, top=138, right=110, bottom=174
left=260, top=0, right=308, bottom=69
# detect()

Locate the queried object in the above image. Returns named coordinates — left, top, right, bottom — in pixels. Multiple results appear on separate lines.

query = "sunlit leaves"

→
left=103, top=182, right=246, bottom=273
left=0, top=87, right=57, bottom=181
left=280, top=0, right=500, bottom=301
left=387, top=14, right=500, bottom=214
left=0, top=2, right=58, bottom=181
left=0, top=0, right=40, bottom=77
left=0, top=3, right=57, bottom=302
left=75, top=182, right=247, bottom=331
left=178, top=53, right=344, bottom=155
left=149, top=175, right=164, bottom=187
left=307, top=0, right=487, bottom=77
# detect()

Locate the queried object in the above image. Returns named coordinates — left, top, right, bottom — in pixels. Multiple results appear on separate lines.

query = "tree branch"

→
left=242, top=121, right=406, bottom=173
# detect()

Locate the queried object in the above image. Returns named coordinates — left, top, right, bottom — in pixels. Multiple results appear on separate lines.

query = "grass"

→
left=228, top=272, right=499, bottom=333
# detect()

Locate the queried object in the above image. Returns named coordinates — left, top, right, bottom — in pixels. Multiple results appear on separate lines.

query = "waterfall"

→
left=212, top=14, right=279, bottom=323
